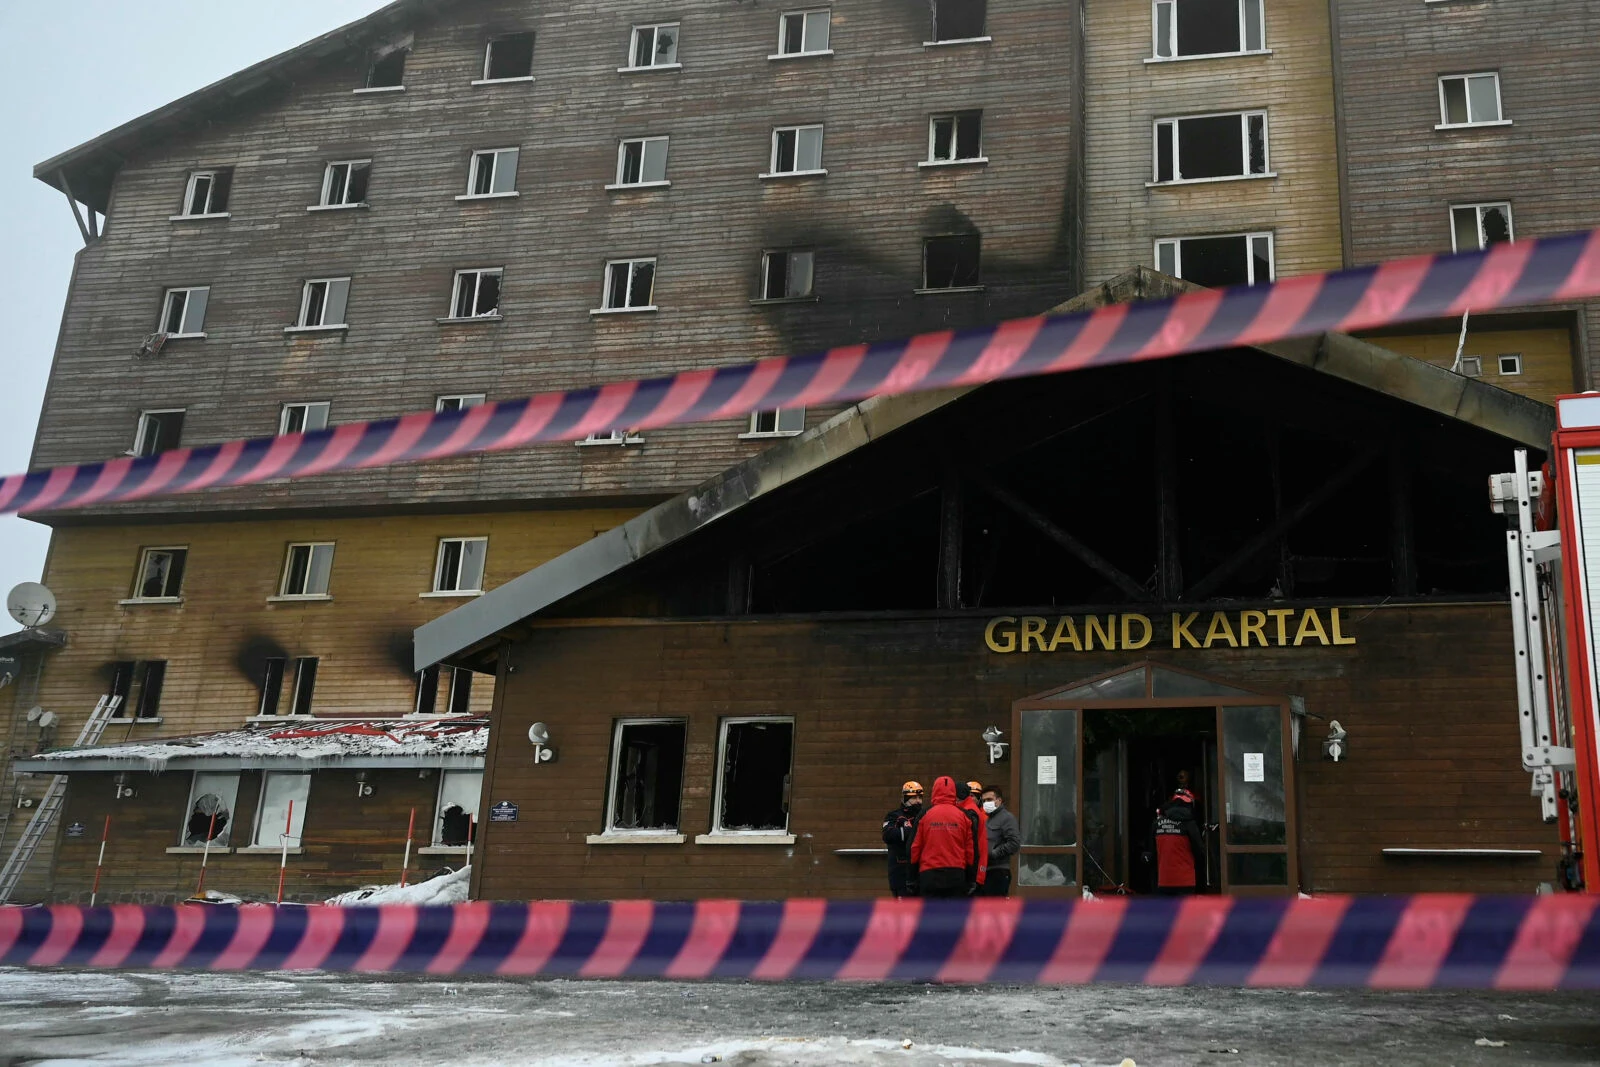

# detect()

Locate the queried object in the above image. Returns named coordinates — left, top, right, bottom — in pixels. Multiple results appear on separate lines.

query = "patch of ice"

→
left=325, top=865, right=469, bottom=907
left=531, top=1036, right=1072, bottom=1067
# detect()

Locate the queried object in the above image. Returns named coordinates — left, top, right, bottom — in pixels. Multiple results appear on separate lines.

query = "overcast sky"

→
left=0, top=1, right=392, bottom=634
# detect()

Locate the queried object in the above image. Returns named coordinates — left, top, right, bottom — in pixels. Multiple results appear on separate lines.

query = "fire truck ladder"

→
left=0, top=694, right=122, bottom=903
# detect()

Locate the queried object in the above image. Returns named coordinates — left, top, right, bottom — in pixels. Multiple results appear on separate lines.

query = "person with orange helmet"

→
left=955, top=780, right=989, bottom=891
left=1154, top=770, right=1204, bottom=894
left=881, top=780, right=925, bottom=897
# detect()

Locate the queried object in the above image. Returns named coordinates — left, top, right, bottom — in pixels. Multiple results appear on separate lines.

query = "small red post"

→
left=275, top=799, right=294, bottom=906
left=89, top=815, right=111, bottom=906
left=400, top=807, right=417, bottom=888
left=194, top=810, right=218, bottom=898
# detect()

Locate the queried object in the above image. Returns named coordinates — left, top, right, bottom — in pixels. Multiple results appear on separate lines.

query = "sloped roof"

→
left=11, top=717, right=487, bottom=773
left=412, top=268, right=1555, bottom=671
left=35, top=0, right=451, bottom=214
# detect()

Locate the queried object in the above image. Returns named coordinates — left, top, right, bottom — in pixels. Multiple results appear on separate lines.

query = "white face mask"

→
left=982, top=800, right=998, bottom=814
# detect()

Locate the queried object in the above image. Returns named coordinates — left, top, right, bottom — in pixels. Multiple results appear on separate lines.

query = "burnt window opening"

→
left=435, top=770, right=483, bottom=845
left=606, top=720, right=686, bottom=832
left=107, top=661, right=135, bottom=717
left=182, top=772, right=240, bottom=847
left=447, top=667, right=473, bottom=715
left=366, top=49, right=407, bottom=89
left=923, top=234, right=981, bottom=290
left=133, top=409, right=185, bottom=457
left=258, top=657, right=286, bottom=716
left=761, top=250, right=815, bottom=299
left=1154, top=113, right=1267, bottom=182
left=289, top=657, right=318, bottom=716
left=1156, top=233, right=1272, bottom=287
left=929, top=111, right=983, bottom=162
left=134, top=547, right=187, bottom=599
left=181, top=169, right=232, bottom=216
left=932, top=0, right=987, bottom=41
left=714, top=719, right=794, bottom=833
left=483, top=32, right=535, bottom=81
left=108, top=660, right=165, bottom=720
left=1154, top=0, right=1263, bottom=59
left=414, top=664, right=439, bottom=716
left=321, top=161, right=372, bottom=207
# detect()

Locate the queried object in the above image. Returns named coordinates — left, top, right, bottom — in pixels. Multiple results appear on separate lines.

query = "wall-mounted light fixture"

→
left=355, top=770, right=374, bottom=798
left=113, top=772, right=137, bottom=800
left=528, top=722, right=556, bottom=764
left=982, top=725, right=1009, bottom=765
left=1323, top=720, right=1348, bottom=763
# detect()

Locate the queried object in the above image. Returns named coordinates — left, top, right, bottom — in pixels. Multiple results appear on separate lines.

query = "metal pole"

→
left=89, top=815, right=110, bottom=906
left=195, top=811, right=218, bottom=898
left=276, top=800, right=294, bottom=906
left=400, top=807, right=416, bottom=888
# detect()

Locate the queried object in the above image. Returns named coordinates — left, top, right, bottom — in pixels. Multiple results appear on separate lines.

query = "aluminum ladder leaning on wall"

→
left=0, top=694, right=122, bottom=903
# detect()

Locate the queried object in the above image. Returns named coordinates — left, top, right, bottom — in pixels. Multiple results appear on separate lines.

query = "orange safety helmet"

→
left=966, top=780, right=984, bottom=795
left=901, top=780, right=924, bottom=796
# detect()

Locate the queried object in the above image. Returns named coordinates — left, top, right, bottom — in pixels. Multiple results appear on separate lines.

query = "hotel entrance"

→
left=1010, top=662, right=1297, bottom=896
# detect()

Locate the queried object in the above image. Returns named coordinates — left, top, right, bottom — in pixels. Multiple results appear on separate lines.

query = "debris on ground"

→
left=1475, top=1037, right=1508, bottom=1048
left=325, top=865, right=469, bottom=906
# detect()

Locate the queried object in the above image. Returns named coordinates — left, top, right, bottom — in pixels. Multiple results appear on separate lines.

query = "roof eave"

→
left=13, top=753, right=485, bottom=773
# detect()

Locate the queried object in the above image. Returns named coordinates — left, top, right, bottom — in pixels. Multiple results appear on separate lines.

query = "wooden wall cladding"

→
left=477, top=602, right=1552, bottom=901
left=1360, top=327, right=1578, bottom=406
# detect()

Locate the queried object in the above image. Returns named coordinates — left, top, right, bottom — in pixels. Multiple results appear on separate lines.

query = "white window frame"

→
left=289, top=278, right=351, bottom=332
left=1436, top=72, right=1508, bottom=129
left=703, top=716, right=796, bottom=841
left=460, top=148, right=521, bottom=200
left=251, top=772, right=310, bottom=849
left=179, top=772, right=241, bottom=849
left=435, top=394, right=486, bottom=413
left=429, top=770, right=484, bottom=849
left=1459, top=356, right=1484, bottom=378
left=609, top=137, right=671, bottom=189
left=128, top=545, right=187, bottom=602
left=757, top=250, right=816, bottom=302
left=622, top=23, right=681, bottom=71
left=577, top=429, right=646, bottom=447
left=926, top=0, right=991, bottom=45
left=276, top=542, right=335, bottom=599
left=279, top=402, right=331, bottom=435
left=159, top=287, right=209, bottom=338
left=1150, top=0, right=1266, bottom=62
left=922, top=111, right=987, bottom=167
left=175, top=169, right=231, bottom=220
left=741, top=408, right=806, bottom=439
left=1150, top=110, right=1271, bottom=185
left=763, top=124, right=826, bottom=179
left=1154, top=232, right=1275, bottom=286
left=475, top=32, right=536, bottom=85
left=358, top=47, right=408, bottom=93
left=594, top=717, right=689, bottom=840
left=288, top=657, right=319, bottom=717
left=593, top=258, right=658, bottom=314
left=1449, top=202, right=1514, bottom=252
left=772, top=9, right=832, bottom=58
left=314, top=160, right=372, bottom=210
left=431, top=536, right=488, bottom=595
left=1498, top=353, right=1523, bottom=376
left=446, top=268, right=505, bottom=321
left=132, top=409, right=185, bottom=458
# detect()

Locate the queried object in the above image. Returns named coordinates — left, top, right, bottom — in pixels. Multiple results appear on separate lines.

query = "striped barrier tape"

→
left=3, top=895, right=1598, bottom=987
left=4, top=228, right=1599, bottom=518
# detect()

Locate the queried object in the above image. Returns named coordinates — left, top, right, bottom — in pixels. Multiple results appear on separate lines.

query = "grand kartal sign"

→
left=983, top=609, right=1358, bottom=654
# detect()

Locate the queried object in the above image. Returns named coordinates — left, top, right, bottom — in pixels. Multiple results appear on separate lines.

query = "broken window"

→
left=769, top=125, right=824, bottom=174
left=1153, top=0, right=1263, bottom=59
left=132, top=661, right=166, bottom=720
left=482, top=32, right=535, bottom=81
left=450, top=268, right=503, bottom=319
left=133, top=547, right=187, bottom=600
left=180, top=169, right=232, bottom=217
left=1439, top=73, right=1502, bottom=126
left=615, top=137, right=670, bottom=186
left=279, top=402, right=331, bottom=435
left=258, top=657, right=286, bottom=717
left=295, top=278, right=350, bottom=328
left=289, top=658, right=318, bottom=717
left=1153, top=112, right=1267, bottom=182
left=434, top=537, right=488, bottom=593
left=467, top=148, right=520, bottom=196
left=320, top=161, right=372, bottom=207
left=778, top=9, right=831, bottom=54
left=435, top=770, right=483, bottom=845
left=107, top=661, right=135, bottom=717
left=928, top=111, right=984, bottom=163
left=713, top=719, right=794, bottom=833
left=160, top=288, right=209, bottom=336
left=761, top=251, right=815, bottom=300
left=365, top=48, right=407, bottom=89
left=747, top=408, right=806, bottom=436
left=580, top=429, right=644, bottom=446
left=182, top=773, right=240, bottom=847
left=252, top=772, right=310, bottom=847
left=602, top=259, right=656, bottom=310
left=1459, top=356, right=1483, bottom=377
left=132, top=410, right=185, bottom=457
left=279, top=542, right=335, bottom=597
left=1451, top=202, right=1513, bottom=251
left=1155, top=233, right=1273, bottom=287
left=435, top=394, right=486, bottom=413
left=628, top=23, right=680, bottom=68
left=931, top=0, right=987, bottom=41
left=605, top=720, right=687, bottom=832
left=922, top=234, right=982, bottom=289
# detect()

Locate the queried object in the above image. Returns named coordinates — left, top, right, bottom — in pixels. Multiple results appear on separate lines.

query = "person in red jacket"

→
left=1154, top=772, right=1204, bottom=894
left=910, top=776, right=976, bottom=897
left=957, top=780, right=989, bottom=890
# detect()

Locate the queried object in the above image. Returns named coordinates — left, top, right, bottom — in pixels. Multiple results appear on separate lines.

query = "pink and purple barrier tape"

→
left=3, top=229, right=1598, bottom=517
left=4, top=895, right=1598, bottom=988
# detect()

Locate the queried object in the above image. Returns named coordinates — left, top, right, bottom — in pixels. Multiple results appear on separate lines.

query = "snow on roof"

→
left=15, top=718, right=488, bottom=773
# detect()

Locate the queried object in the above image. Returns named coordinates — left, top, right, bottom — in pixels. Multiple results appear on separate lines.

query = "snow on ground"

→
left=325, top=865, right=470, bottom=907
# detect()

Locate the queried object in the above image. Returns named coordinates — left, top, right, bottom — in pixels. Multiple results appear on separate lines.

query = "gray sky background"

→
left=0, top=1, right=392, bottom=634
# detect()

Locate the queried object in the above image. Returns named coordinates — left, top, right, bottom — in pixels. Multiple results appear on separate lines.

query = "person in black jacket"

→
left=979, top=786, right=1021, bottom=897
left=881, top=781, right=924, bottom=897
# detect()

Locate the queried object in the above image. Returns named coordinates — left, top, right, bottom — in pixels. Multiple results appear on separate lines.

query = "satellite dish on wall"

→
left=7, top=583, right=57, bottom=629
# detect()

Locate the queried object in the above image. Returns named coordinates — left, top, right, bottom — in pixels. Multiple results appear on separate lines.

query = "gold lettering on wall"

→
left=1020, top=616, right=1049, bottom=652
left=1085, top=615, right=1116, bottom=651
left=983, top=608, right=1360, bottom=654
left=1048, top=616, right=1082, bottom=652
left=1172, top=612, right=1202, bottom=649
left=1121, top=614, right=1153, bottom=650
left=984, top=616, right=1018, bottom=653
